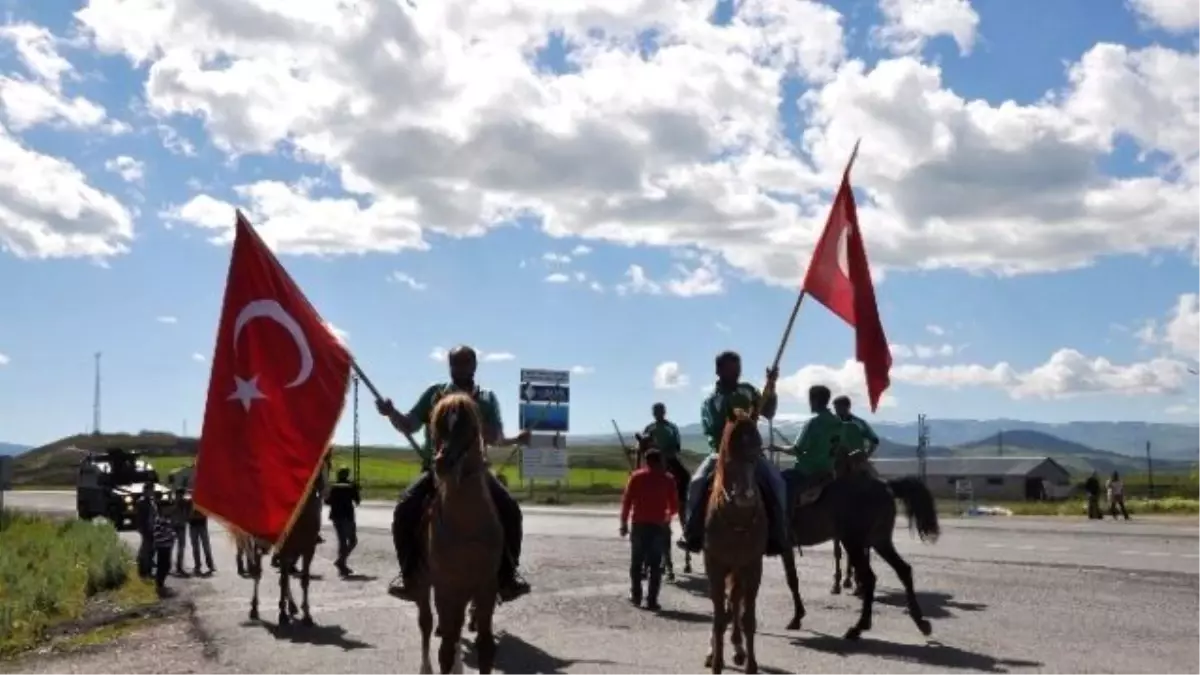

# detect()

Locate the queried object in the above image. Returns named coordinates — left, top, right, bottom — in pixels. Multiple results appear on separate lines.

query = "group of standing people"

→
left=1085, top=470, right=1130, bottom=520
left=134, top=480, right=214, bottom=598
left=617, top=349, right=882, bottom=611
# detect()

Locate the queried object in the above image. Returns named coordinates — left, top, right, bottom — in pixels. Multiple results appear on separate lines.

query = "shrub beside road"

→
left=0, top=511, right=157, bottom=657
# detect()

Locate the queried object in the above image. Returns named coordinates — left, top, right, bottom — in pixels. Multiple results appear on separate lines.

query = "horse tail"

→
left=887, top=477, right=940, bottom=543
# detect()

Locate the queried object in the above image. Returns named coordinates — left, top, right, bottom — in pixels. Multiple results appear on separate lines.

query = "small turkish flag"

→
left=801, top=151, right=892, bottom=412
left=193, top=211, right=351, bottom=544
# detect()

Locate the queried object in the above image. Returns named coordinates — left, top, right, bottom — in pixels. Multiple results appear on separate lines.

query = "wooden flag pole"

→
left=350, top=359, right=425, bottom=456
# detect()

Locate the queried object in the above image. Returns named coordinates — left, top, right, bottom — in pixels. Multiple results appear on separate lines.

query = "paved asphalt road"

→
left=7, top=491, right=1199, bottom=674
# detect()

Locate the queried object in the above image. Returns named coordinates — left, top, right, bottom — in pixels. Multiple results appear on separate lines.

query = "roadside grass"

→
left=0, top=511, right=157, bottom=658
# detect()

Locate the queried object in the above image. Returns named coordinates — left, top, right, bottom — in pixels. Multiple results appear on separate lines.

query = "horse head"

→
left=711, top=407, right=763, bottom=510
left=430, top=391, right=486, bottom=489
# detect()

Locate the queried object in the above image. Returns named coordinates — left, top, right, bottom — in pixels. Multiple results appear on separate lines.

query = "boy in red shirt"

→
left=620, top=446, right=678, bottom=610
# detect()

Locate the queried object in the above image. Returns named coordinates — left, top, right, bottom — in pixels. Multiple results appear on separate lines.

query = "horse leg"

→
left=705, top=566, right=727, bottom=673
left=467, top=600, right=477, bottom=634
left=842, top=542, right=876, bottom=641
left=434, top=593, right=465, bottom=674
left=417, top=586, right=434, bottom=674
left=852, top=548, right=869, bottom=596
left=729, top=578, right=745, bottom=668
left=299, top=551, right=314, bottom=627
left=832, top=539, right=843, bottom=594
left=679, top=512, right=693, bottom=574
left=780, top=545, right=805, bottom=630
left=743, top=564, right=761, bottom=674
left=472, top=592, right=498, bottom=674
left=277, top=563, right=291, bottom=627
left=874, top=539, right=932, bottom=637
left=249, top=551, right=262, bottom=621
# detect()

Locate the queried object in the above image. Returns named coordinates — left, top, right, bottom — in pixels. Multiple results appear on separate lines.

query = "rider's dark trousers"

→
left=629, top=523, right=666, bottom=603
left=392, top=470, right=523, bottom=572
left=333, top=516, right=358, bottom=566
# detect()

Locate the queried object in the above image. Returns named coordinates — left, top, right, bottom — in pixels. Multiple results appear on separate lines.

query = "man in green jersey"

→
left=377, top=345, right=531, bottom=603
left=678, top=350, right=788, bottom=555
left=833, top=395, right=880, bottom=457
left=774, top=385, right=843, bottom=500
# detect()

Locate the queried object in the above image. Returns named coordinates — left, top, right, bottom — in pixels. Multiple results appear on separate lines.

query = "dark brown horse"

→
left=414, top=392, right=503, bottom=674
left=780, top=470, right=940, bottom=640
left=703, top=410, right=767, bottom=674
left=237, top=469, right=325, bottom=627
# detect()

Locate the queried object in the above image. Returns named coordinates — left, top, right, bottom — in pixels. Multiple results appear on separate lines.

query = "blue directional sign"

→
left=519, top=368, right=570, bottom=433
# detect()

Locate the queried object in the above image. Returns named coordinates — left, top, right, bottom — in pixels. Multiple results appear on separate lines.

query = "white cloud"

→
left=324, top=321, right=350, bottom=345
left=104, top=155, right=145, bottom=184
left=0, top=23, right=113, bottom=131
left=653, top=361, right=689, bottom=390
left=925, top=324, right=946, bottom=336
left=1165, top=403, right=1194, bottom=416
left=588, top=280, right=604, bottom=293
left=617, top=255, right=724, bottom=297
left=1163, top=294, right=1199, bottom=360
left=1128, top=0, right=1199, bottom=33
left=544, top=272, right=570, bottom=284
left=0, top=126, right=133, bottom=259
left=571, top=245, right=592, bottom=256
left=716, top=321, right=731, bottom=333
left=156, top=315, right=178, bottom=324
left=429, top=346, right=515, bottom=363
left=891, top=343, right=955, bottom=359
left=387, top=271, right=428, bottom=291
left=543, top=252, right=571, bottom=264
left=59, top=0, right=1197, bottom=288
left=778, top=360, right=900, bottom=409
left=570, top=365, right=594, bottom=375
left=191, top=352, right=206, bottom=363
left=874, top=0, right=981, bottom=56
left=0, top=352, right=8, bottom=366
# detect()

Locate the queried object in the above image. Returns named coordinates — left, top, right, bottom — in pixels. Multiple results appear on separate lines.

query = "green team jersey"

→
left=642, top=420, right=682, bottom=459
left=838, top=414, right=880, bottom=454
left=786, top=408, right=842, bottom=475
left=700, top=381, right=777, bottom=454
left=407, top=382, right=503, bottom=464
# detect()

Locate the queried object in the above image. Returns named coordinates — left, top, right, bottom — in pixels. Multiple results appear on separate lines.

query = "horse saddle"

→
left=792, top=472, right=835, bottom=510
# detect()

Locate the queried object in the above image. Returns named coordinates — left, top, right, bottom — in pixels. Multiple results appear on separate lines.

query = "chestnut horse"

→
left=414, top=392, right=504, bottom=674
left=703, top=410, right=767, bottom=674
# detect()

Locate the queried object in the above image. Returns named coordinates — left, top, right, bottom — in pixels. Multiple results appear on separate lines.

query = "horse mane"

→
left=710, top=407, right=757, bottom=508
left=430, top=390, right=485, bottom=470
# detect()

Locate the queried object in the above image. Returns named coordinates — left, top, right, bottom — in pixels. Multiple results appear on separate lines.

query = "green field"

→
left=0, top=511, right=157, bottom=656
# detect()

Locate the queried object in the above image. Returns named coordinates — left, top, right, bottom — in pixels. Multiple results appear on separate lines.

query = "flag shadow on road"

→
left=872, top=589, right=987, bottom=620
left=261, top=620, right=374, bottom=651
left=461, top=631, right=617, bottom=674
left=792, top=632, right=1042, bottom=672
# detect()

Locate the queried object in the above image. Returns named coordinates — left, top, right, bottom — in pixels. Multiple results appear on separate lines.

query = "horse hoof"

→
left=732, top=652, right=746, bottom=667
left=249, top=609, right=259, bottom=621
left=300, top=616, right=314, bottom=628
left=830, top=584, right=841, bottom=595
left=745, top=661, right=758, bottom=674
left=785, top=617, right=800, bottom=631
left=278, top=614, right=290, bottom=627
left=704, top=655, right=713, bottom=669
left=916, top=618, right=932, bottom=636
left=843, top=627, right=862, bottom=641
left=684, top=564, right=692, bottom=574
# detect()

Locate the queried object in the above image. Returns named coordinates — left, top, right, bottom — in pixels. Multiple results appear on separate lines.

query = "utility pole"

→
left=997, top=429, right=1004, bottom=457
left=92, top=352, right=102, bottom=436
left=916, top=414, right=929, bottom=484
left=182, top=419, right=188, bottom=437
left=1146, top=440, right=1154, bottom=498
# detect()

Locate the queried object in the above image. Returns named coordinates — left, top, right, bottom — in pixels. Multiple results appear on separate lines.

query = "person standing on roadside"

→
left=620, top=446, right=678, bottom=611
left=153, top=500, right=178, bottom=597
left=135, top=482, right=157, bottom=579
left=188, top=499, right=216, bottom=576
left=326, top=466, right=362, bottom=577
left=171, top=487, right=192, bottom=575
left=1107, top=471, right=1130, bottom=520
left=1085, top=471, right=1102, bottom=519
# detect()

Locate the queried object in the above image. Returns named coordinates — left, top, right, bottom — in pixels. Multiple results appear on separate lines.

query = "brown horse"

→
left=703, top=410, right=767, bottom=674
left=414, top=392, right=503, bottom=674
left=237, top=469, right=325, bottom=627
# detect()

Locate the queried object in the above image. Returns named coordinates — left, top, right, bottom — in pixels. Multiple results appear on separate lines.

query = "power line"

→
left=92, top=352, right=102, bottom=436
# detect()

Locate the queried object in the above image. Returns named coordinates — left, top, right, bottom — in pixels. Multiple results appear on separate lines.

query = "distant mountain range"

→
left=0, top=442, right=30, bottom=456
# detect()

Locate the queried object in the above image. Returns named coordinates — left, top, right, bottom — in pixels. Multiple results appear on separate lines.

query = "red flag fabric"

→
left=193, top=211, right=351, bottom=544
left=801, top=165, right=893, bottom=412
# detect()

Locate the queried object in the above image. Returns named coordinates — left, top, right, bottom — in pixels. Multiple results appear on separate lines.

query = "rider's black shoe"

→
left=498, top=571, right=531, bottom=603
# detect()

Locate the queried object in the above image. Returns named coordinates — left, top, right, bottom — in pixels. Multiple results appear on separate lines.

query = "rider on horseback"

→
left=833, top=395, right=879, bottom=457
left=774, top=385, right=842, bottom=502
left=378, top=345, right=532, bottom=603
left=677, top=350, right=788, bottom=556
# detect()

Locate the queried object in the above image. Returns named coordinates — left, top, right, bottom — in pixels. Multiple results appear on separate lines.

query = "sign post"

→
left=518, top=369, right=570, bottom=496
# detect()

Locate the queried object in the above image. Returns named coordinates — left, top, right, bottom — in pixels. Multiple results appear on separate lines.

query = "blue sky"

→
left=0, top=0, right=1196, bottom=446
